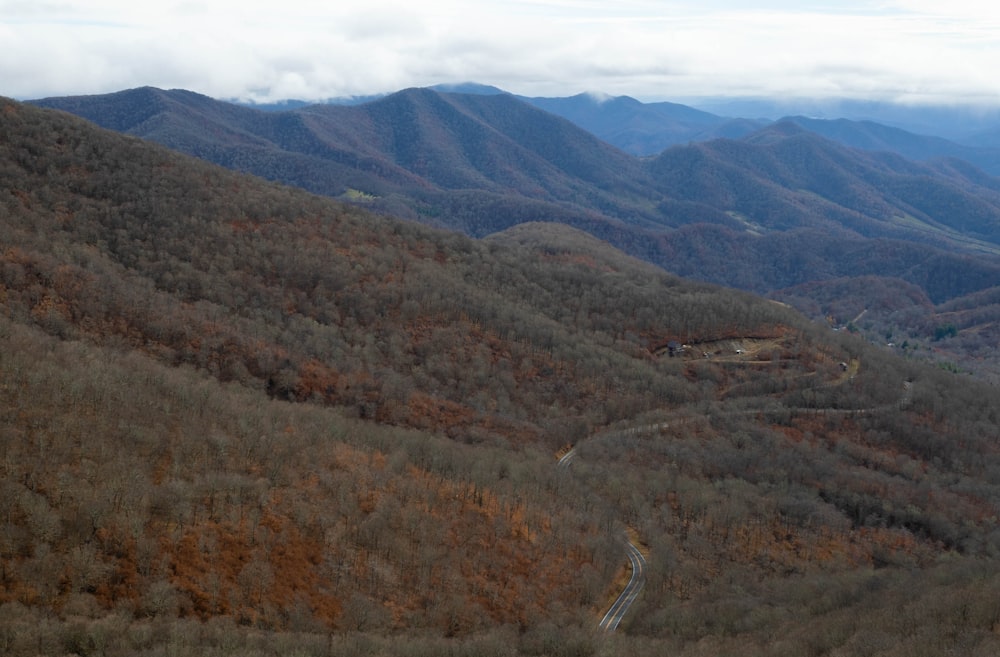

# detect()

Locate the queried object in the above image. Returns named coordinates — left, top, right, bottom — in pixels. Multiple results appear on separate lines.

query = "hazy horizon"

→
left=5, top=1, right=1000, bottom=107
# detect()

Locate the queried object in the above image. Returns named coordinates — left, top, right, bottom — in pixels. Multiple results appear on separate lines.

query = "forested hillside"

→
left=4, top=98, right=1000, bottom=656
left=31, top=87, right=1000, bottom=381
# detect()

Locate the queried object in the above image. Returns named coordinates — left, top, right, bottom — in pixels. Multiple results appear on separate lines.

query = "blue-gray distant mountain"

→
left=521, top=92, right=765, bottom=155
left=690, top=97, right=1000, bottom=145
left=781, top=116, right=1000, bottom=176
left=31, top=86, right=658, bottom=235
left=31, top=87, right=1000, bottom=315
left=649, top=120, right=1000, bottom=250
left=519, top=92, right=1000, bottom=172
left=429, top=82, right=507, bottom=95
left=231, top=86, right=1000, bottom=169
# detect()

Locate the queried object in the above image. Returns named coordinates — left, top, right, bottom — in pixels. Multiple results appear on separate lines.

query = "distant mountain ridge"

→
left=779, top=116, right=1000, bottom=176
left=231, top=84, right=1000, bottom=169
left=32, top=85, right=1000, bottom=241
left=690, top=96, right=1000, bottom=145
left=651, top=120, right=1000, bottom=247
left=519, top=92, right=766, bottom=156
left=30, top=86, right=1000, bottom=368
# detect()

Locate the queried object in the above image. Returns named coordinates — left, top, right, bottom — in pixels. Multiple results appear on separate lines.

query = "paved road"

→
left=557, top=447, right=577, bottom=467
left=559, top=359, right=910, bottom=632
left=598, top=537, right=646, bottom=632
left=557, top=445, right=646, bottom=631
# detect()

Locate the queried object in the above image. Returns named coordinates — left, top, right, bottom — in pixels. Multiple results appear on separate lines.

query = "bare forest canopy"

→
left=3, top=97, right=1000, bottom=656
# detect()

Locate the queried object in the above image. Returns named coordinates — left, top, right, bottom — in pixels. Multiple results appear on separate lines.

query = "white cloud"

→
left=2, top=0, right=1000, bottom=104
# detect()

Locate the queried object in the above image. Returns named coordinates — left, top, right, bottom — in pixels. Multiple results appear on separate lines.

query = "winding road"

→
left=556, top=358, right=911, bottom=632
left=557, top=445, right=646, bottom=631
left=598, top=537, right=646, bottom=631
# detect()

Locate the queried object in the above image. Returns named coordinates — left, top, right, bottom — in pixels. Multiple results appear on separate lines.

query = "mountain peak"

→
left=581, top=90, right=615, bottom=104
left=428, top=82, right=508, bottom=95
left=741, top=119, right=812, bottom=144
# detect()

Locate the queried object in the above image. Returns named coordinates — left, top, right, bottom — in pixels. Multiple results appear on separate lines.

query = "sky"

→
left=4, top=1, right=1000, bottom=105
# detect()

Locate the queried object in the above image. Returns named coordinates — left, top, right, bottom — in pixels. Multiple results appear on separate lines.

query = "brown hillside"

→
left=4, top=97, right=1000, bottom=656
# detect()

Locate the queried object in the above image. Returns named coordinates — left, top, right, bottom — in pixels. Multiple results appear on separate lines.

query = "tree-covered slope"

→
left=4, top=97, right=1000, bottom=656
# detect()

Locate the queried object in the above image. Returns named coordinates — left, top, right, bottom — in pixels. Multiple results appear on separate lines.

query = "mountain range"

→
left=262, top=82, right=1000, bottom=169
left=5, top=91, right=1000, bottom=655
left=30, top=85, right=1000, bottom=380
left=693, top=96, right=1000, bottom=147
left=30, top=86, right=1000, bottom=254
left=243, top=83, right=1000, bottom=165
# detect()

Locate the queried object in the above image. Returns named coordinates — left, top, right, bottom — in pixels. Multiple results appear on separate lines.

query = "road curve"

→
left=598, top=536, right=646, bottom=631
left=560, top=362, right=907, bottom=631
left=557, top=446, right=646, bottom=631
left=557, top=447, right=577, bottom=467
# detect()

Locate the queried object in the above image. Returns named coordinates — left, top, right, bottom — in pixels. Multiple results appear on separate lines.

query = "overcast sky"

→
left=4, top=1, right=1000, bottom=105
